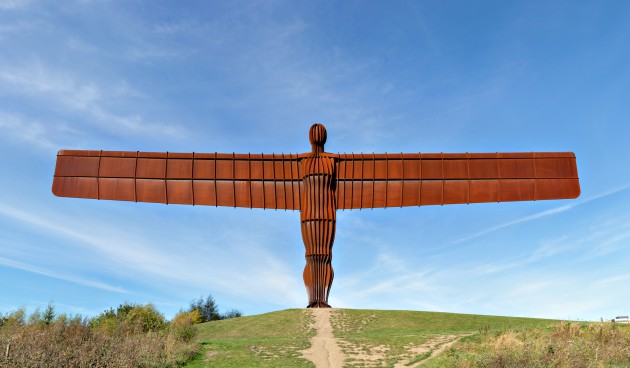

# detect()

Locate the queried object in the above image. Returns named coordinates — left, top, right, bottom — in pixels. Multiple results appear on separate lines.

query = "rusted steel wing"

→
left=335, top=152, right=580, bottom=209
left=52, top=150, right=303, bottom=210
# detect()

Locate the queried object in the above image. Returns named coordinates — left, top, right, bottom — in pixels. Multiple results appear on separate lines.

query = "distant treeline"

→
left=0, top=294, right=240, bottom=367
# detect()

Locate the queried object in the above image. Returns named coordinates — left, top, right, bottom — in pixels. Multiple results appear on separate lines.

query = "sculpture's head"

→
left=309, top=123, right=327, bottom=154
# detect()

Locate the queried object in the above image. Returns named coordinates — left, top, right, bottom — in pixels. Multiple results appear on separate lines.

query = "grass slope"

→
left=186, top=308, right=561, bottom=367
left=186, top=309, right=314, bottom=367
left=330, top=309, right=560, bottom=366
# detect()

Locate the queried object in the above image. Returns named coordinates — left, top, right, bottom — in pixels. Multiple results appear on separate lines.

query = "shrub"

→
left=3, top=308, right=25, bottom=327
left=190, top=294, right=220, bottom=322
left=170, top=310, right=200, bottom=342
left=90, top=302, right=166, bottom=334
left=125, top=304, right=165, bottom=333
left=221, top=308, right=243, bottom=319
left=0, top=303, right=198, bottom=367
left=427, top=322, right=630, bottom=368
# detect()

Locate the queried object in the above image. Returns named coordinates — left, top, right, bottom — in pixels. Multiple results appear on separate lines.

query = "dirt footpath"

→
left=301, top=309, right=469, bottom=368
left=301, top=308, right=345, bottom=368
left=392, top=334, right=469, bottom=368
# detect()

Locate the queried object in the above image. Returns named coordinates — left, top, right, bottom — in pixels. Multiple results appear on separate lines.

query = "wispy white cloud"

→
left=0, top=256, right=129, bottom=293
left=0, top=62, right=187, bottom=140
left=0, top=111, right=55, bottom=150
left=452, top=205, right=574, bottom=245
left=593, top=273, right=630, bottom=287
left=0, top=0, right=29, bottom=10
left=470, top=235, right=574, bottom=275
left=0, top=202, right=303, bottom=305
left=452, top=185, right=630, bottom=245
left=504, top=281, right=608, bottom=320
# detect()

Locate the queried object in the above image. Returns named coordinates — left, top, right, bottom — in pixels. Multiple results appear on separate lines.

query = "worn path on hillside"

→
left=300, top=309, right=345, bottom=368
left=392, top=334, right=471, bottom=368
left=301, top=309, right=470, bottom=367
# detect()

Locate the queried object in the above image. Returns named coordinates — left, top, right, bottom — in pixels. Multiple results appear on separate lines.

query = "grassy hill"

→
left=2, top=305, right=626, bottom=367
left=185, top=308, right=594, bottom=367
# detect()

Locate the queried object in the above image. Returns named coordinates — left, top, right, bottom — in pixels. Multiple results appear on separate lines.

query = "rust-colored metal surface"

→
left=52, top=123, right=580, bottom=308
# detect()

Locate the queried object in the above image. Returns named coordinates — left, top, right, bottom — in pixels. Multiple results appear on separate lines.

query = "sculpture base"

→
left=306, top=301, right=331, bottom=308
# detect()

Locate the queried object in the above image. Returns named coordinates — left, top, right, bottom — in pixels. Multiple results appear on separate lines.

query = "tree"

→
left=221, top=308, right=242, bottom=319
left=189, top=295, right=220, bottom=322
left=43, top=301, right=55, bottom=325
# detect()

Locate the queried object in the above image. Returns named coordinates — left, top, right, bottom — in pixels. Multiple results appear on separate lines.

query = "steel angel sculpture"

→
left=53, top=124, right=580, bottom=307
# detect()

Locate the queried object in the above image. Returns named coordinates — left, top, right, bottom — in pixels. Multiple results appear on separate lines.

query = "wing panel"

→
left=234, top=181, right=251, bottom=207
left=99, top=178, right=135, bottom=201
left=421, top=181, right=443, bottom=205
left=386, top=181, right=403, bottom=207
left=366, top=181, right=387, bottom=208
left=535, top=157, right=578, bottom=178
left=443, top=180, right=468, bottom=205
left=499, top=179, right=535, bottom=201
left=403, top=158, right=420, bottom=179
left=335, top=152, right=580, bottom=208
left=215, top=181, right=235, bottom=207
left=234, top=160, right=250, bottom=180
left=167, top=180, right=194, bottom=205
left=216, top=160, right=234, bottom=180
left=250, top=181, right=265, bottom=208
left=537, top=178, right=581, bottom=200
left=55, top=156, right=100, bottom=177
left=499, top=158, right=535, bottom=178
left=469, top=159, right=499, bottom=179
left=53, top=150, right=301, bottom=210
left=193, top=159, right=215, bottom=179
left=421, top=160, right=442, bottom=179
left=443, top=160, right=468, bottom=179
left=193, top=180, right=216, bottom=206
left=136, top=179, right=166, bottom=203
left=402, top=180, right=420, bottom=206
left=99, top=157, right=136, bottom=178
left=469, top=179, right=499, bottom=203
left=388, top=158, right=404, bottom=179
left=137, top=158, right=166, bottom=179
left=52, top=176, right=98, bottom=199
left=167, top=159, right=193, bottom=179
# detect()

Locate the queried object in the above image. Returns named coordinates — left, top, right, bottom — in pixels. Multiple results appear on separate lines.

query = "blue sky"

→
left=1, top=0, right=629, bottom=321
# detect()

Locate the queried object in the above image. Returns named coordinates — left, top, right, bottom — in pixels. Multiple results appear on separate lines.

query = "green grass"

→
left=330, top=309, right=560, bottom=367
left=186, top=309, right=314, bottom=367
left=184, top=308, right=562, bottom=367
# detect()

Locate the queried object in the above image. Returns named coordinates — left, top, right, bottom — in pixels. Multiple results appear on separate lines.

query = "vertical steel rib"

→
left=165, top=152, right=169, bottom=205
left=400, top=153, right=404, bottom=207
left=282, top=153, right=287, bottom=211
left=466, top=153, right=470, bottom=205
left=533, top=152, right=538, bottom=201
left=134, top=151, right=139, bottom=203
left=385, top=152, right=388, bottom=208
left=191, top=152, right=196, bottom=206
left=440, top=152, right=444, bottom=206
left=371, top=153, right=375, bottom=209
left=418, top=153, right=422, bottom=206
left=272, top=153, right=277, bottom=210
left=351, top=153, right=355, bottom=210
left=496, top=153, right=501, bottom=202
left=261, top=154, right=266, bottom=209
left=248, top=153, right=252, bottom=209
left=360, top=155, right=366, bottom=211
left=232, top=152, right=236, bottom=207
left=214, top=152, right=218, bottom=207
left=97, top=150, right=102, bottom=200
